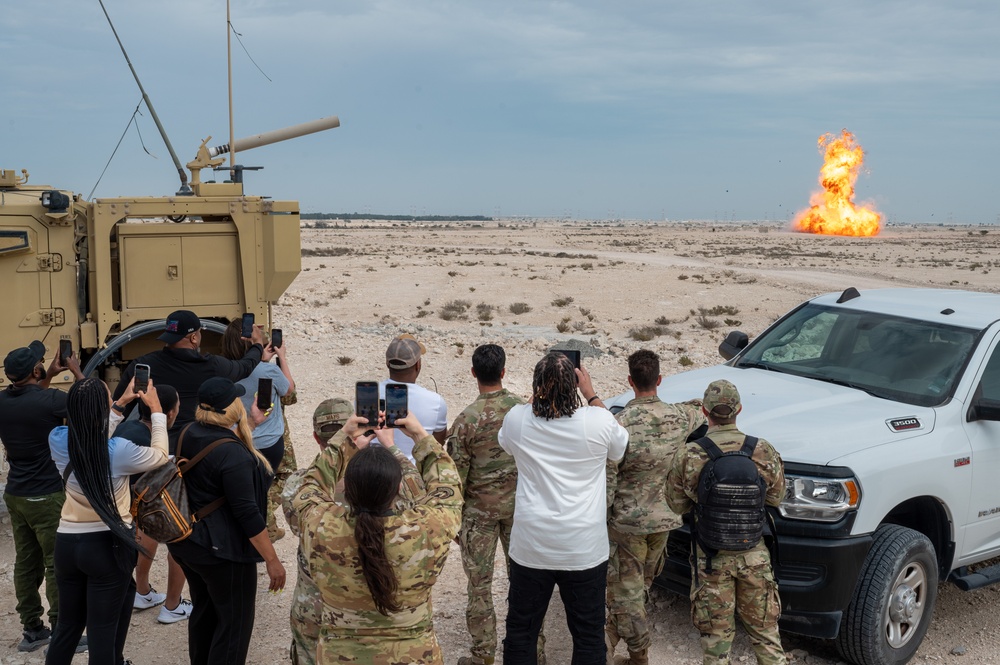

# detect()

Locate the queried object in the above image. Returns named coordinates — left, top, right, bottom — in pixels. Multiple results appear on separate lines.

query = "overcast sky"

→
left=2, top=1, right=998, bottom=223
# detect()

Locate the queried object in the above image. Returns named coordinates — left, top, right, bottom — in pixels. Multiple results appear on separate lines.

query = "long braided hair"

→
left=66, top=379, right=143, bottom=560
left=531, top=352, right=581, bottom=419
left=344, top=445, right=403, bottom=615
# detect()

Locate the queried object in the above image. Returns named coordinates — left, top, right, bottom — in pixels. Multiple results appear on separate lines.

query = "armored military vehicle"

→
left=0, top=117, right=338, bottom=392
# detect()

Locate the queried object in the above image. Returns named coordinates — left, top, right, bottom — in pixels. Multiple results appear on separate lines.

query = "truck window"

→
left=980, top=344, right=1000, bottom=401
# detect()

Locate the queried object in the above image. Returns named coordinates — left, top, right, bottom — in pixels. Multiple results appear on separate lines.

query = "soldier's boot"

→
left=457, top=656, right=494, bottom=665
left=626, top=649, right=649, bottom=665
left=605, top=627, right=620, bottom=665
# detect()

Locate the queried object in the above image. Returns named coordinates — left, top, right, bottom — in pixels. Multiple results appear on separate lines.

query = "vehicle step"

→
left=950, top=563, right=1000, bottom=591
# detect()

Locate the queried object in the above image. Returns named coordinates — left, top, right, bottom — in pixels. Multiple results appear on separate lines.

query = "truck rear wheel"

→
left=836, top=524, right=938, bottom=665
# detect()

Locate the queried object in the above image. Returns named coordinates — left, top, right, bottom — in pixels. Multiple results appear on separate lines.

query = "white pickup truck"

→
left=606, top=287, right=1000, bottom=665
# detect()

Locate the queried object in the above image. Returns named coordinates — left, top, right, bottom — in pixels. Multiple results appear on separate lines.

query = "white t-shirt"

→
left=498, top=403, right=628, bottom=570
left=379, top=379, right=448, bottom=461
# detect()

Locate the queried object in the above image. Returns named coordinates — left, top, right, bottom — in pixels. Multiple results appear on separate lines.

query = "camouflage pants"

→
left=289, top=550, right=322, bottom=665
left=460, top=514, right=545, bottom=663
left=267, top=408, right=299, bottom=537
left=689, top=545, right=786, bottom=665
left=316, top=628, right=441, bottom=664
left=606, top=527, right=669, bottom=657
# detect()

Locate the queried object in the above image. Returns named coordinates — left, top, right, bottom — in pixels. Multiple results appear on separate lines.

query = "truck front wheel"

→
left=836, top=524, right=938, bottom=665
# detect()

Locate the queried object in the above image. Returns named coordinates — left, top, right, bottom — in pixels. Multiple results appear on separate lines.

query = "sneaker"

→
left=17, top=624, right=51, bottom=652
left=157, top=598, right=193, bottom=624
left=134, top=586, right=167, bottom=610
left=75, top=635, right=89, bottom=653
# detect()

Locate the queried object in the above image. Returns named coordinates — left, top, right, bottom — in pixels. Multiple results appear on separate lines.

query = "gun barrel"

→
left=208, top=116, right=340, bottom=157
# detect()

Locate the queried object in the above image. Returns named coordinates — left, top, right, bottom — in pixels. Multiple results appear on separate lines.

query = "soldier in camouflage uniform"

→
left=447, top=344, right=545, bottom=665
left=606, top=350, right=706, bottom=665
left=665, top=380, right=787, bottom=665
left=290, top=410, right=462, bottom=664
left=281, top=397, right=353, bottom=665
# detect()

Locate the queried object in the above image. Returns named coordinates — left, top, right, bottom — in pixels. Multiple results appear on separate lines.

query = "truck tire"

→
left=836, top=524, right=938, bottom=665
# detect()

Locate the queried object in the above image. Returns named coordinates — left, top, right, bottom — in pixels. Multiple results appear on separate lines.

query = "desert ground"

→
left=3, top=219, right=1000, bottom=664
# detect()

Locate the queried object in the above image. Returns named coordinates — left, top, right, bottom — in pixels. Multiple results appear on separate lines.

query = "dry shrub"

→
left=509, top=302, right=532, bottom=314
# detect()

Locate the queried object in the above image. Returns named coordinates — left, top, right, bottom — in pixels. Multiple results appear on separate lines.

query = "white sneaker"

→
left=157, top=599, right=193, bottom=624
left=133, top=587, right=167, bottom=610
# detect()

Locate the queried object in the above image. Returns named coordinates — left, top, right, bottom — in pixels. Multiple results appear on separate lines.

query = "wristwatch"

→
left=111, top=402, right=126, bottom=413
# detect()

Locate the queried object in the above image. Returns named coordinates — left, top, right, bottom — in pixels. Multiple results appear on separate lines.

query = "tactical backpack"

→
left=130, top=424, right=229, bottom=544
left=691, top=435, right=766, bottom=575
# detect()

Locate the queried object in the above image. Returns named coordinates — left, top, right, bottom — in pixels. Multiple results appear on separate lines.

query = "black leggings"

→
left=171, top=548, right=259, bottom=665
left=46, top=531, right=137, bottom=665
left=259, top=436, right=285, bottom=478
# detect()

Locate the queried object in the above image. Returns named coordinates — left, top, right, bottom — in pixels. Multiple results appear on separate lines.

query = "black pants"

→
left=172, top=548, right=258, bottom=665
left=259, top=436, right=285, bottom=478
left=503, top=559, right=608, bottom=665
left=46, top=531, right=137, bottom=665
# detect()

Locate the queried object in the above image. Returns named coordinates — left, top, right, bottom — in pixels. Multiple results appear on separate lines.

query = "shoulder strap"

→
left=193, top=496, right=227, bottom=521
left=178, top=437, right=232, bottom=473
left=694, top=436, right=724, bottom=461
left=739, top=435, right=759, bottom=457
left=175, top=422, right=194, bottom=460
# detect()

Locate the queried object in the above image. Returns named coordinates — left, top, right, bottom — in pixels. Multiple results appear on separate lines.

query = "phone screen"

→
left=241, top=313, right=255, bottom=338
left=59, top=339, right=72, bottom=363
left=355, top=381, right=379, bottom=428
left=270, top=328, right=283, bottom=348
left=257, top=377, right=273, bottom=411
left=384, top=383, right=408, bottom=428
left=134, top=364, right=150, bottom=393
left=556, top=349, right=581, bottom=369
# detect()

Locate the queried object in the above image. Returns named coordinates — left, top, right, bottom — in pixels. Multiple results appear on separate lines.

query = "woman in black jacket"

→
left=166, top=377, right=285, bottom=665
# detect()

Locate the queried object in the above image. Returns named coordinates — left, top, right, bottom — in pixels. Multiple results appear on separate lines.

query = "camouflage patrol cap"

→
left=386, top=333, right=426, bottom=370
left=313, top=397, right=353, bottom=441
left=703, top=379, right=741, bottom=418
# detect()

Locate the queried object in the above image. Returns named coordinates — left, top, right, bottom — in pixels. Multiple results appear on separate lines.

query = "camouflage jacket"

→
left=446, top=388, right=524, bottom=522
left=665, top=423, right=785, bottom=518
left=607, top=396, right=706, bottom=534
left=290, top=429, right=462, bottom=643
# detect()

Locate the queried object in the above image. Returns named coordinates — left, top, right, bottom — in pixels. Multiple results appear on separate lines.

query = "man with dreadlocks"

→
left=498, top=352, right=628, bottom=665
left=47, top=377, right=170, bottom=665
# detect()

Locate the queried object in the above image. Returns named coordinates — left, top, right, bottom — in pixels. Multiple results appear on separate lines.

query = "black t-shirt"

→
left=0, top=384, right=67, bottom=496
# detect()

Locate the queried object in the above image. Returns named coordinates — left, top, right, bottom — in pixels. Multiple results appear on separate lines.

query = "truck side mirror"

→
left=967, top=398, right=1000, bottom=422
left=719, top=331, right=749, bottom=361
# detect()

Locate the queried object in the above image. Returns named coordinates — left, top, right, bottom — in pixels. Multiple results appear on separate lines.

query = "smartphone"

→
left=356, top=381, right=380, bottom=427
left=134, top=364, right=150, bottom=393
left=384, top=383, right=408, bottom=429
left=59, top=338, right=72, bottom=364
left=556, top=349, right=581, bottom=369
left=241, top=312, right=255, bottom=338
left=270, top=328, right=283, bottom=348
left=257, top=377, right=273, bottom=411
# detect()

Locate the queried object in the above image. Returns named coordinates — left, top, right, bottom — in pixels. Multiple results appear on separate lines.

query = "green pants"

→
left=4, top=490, right=64, bottom=628
left=606, top=527, right=669, bottom=656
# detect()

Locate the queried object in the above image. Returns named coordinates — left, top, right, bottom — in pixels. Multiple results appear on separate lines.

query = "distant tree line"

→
left=303, top=212, right=493, bottom=222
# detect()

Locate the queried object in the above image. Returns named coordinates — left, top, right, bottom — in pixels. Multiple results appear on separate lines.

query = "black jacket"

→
left=113, top=344, right=263, bottom=425
left=0, top=384, right=67, bottom=496
left=167, top=423, right=271, bottom=563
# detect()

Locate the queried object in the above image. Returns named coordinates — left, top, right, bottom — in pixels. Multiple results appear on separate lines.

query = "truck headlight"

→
left=779, top=475, right=861, bottom=522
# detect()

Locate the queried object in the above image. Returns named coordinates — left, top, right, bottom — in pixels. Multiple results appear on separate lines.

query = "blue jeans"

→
left=503, top=559, right=608, bottom=665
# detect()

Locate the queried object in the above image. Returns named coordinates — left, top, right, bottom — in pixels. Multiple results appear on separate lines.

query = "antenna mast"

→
left=227, top=0, right=237, bottom=176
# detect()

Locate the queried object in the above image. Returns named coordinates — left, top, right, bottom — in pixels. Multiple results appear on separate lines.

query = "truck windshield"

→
left=734, top=304, right=978, bottom=407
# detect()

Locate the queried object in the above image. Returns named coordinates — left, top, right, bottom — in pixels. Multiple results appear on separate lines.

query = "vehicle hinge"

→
left=37, top=253, right=63, bottom=272
left=20, top=308, right=66, bottom=327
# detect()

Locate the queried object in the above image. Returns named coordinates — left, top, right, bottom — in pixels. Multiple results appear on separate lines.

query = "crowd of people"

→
left=0, top=308, right=788, bottom=665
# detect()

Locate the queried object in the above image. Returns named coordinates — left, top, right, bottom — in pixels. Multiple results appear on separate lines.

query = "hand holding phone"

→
left=134, top=364, right=151, bottom=393
left=355, top=381, right=380, bottom=428
left=270, top=328, right=283, bottom=349
left=59, top=339, right=73, bottom=364
left=384, top=383, right=408, bottom=428
left=257, top=377, right=273, bottom=411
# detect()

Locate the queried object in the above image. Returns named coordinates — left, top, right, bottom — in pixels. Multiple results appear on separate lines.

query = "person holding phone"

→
left=166, top=377, right=285, bottom=665
left=46, top=377, right=168, bottom=664
left=113, top=310, right=266, bottom=429
left=219, top=320, right=294, bottom=474
left=290, top=410, right=461, bottom=664
left=0, top=341, right=84, bottom=653
left=381, top=334, right=448, bottom=461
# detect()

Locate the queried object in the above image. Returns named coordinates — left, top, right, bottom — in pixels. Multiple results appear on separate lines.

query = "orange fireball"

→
left=794, top=129, right=882, bottom=237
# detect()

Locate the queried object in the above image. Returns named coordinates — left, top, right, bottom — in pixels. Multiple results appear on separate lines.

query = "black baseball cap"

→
left=158, top=310, right=201, bottom=344
left=198, top=377, right=246, bottom=414
left=3, top=340, right=47, bottom=382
